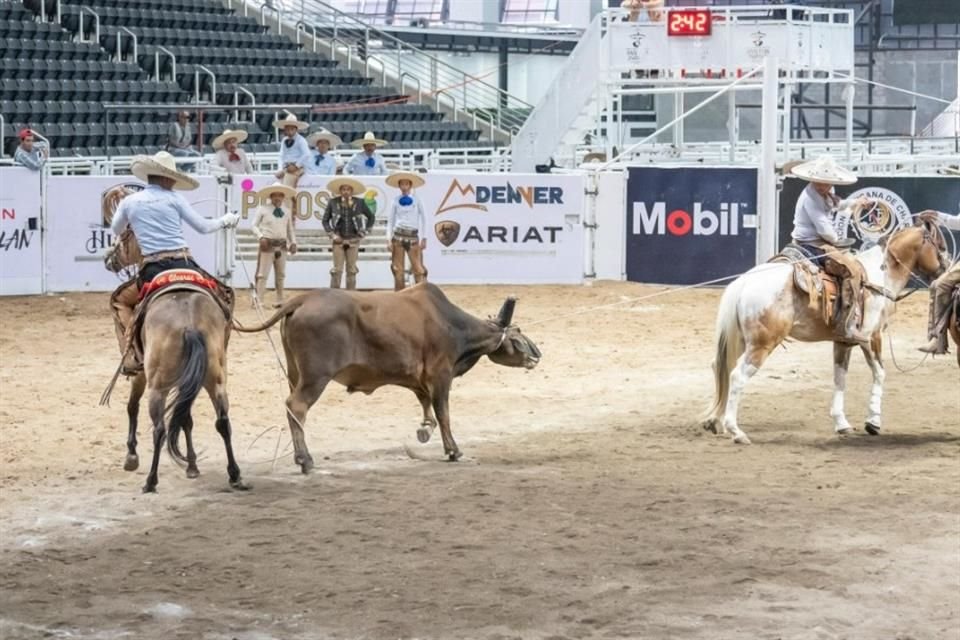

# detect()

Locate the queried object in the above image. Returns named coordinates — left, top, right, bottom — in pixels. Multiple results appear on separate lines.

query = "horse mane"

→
left=102, top=185, right=143, bottom=273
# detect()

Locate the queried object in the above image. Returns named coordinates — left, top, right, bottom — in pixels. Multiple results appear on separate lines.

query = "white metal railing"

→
left=117, top=27, right=137, bottom=63
left=154, top=45, right=176, bottom=82
left=78, top=6, right=100, bottom=45
left=233, top=0, right=533, bottom=143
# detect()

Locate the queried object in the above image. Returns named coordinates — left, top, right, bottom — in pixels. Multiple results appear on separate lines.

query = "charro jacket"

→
left=322, top=196, right=376, bottom=240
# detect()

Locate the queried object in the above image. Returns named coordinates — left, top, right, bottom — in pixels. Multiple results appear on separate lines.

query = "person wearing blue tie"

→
left=345, top=131, right=388, bottom=176
left=305, top=129, right=341, bottom=176
left=274, top=114, right=311, bottom=188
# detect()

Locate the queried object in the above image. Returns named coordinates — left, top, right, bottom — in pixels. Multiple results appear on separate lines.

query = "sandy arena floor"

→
left=0, top=282, right=958, bottom=640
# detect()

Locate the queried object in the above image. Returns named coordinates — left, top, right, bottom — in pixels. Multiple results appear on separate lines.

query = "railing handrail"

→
left=79, top=6, right=100, bottom=45
left=117, top=26, right=138, bottom=62
left=155, top=44, right=175, bottom=82
left=195, top=64, right=216, bottom=103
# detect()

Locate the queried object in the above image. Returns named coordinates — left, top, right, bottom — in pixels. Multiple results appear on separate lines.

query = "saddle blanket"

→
left=138, top=268, right=219, bottom=301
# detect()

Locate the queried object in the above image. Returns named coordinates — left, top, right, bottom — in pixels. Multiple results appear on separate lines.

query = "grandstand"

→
left=0, top=0, right=483, bottom=160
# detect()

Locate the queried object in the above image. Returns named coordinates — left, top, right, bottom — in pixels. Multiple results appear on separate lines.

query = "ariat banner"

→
left=625, top=167, right=759, bottom=285
left=232, top=173, right=585, bottom=285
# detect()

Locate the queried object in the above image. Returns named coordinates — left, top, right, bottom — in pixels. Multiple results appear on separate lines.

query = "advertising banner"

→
left=0, top=168, right=43, bottom=295
left=230, top=173, right=585, bottom=285
left=45, top=176, right=222, bottom=292
left=777, top=176, right=960, bottom=251
left=625, top=167, right=758, bottom=285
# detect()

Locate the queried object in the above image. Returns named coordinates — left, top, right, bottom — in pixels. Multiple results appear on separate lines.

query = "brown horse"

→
left=703, top=221, right=947, bottom=444
left=102, top=186, right=246, bottom=493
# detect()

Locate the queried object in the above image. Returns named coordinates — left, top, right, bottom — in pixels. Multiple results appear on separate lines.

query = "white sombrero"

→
left=273, top=114, right=309, bottom=131
left=385, top=171, right=425, bottom=189
left=351, top=131, right=388, bottom=148
left=257, top=182, right=296, bottom=203
left=211, top=128, right=248, bottom=150
left=307, top=128, right=342, bottom=147
left=130, top=151, right=199, bottom=191
left=790, top=155, right=857, bottom=185
left=327, top=177, right=365, bottom=194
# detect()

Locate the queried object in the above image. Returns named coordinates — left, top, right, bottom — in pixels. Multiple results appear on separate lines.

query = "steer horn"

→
left=496, top=297, right=517, bottom=327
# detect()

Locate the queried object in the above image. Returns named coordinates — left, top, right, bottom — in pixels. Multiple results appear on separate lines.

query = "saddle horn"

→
left=496, top=297, right=517, bottom=327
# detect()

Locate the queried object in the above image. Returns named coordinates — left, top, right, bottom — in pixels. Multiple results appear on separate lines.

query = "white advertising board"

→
left=230, top=172, right=585, bottom=285
left=0, top=168, right=43, bottom=295
left=44, top=176, right=223, bottom=292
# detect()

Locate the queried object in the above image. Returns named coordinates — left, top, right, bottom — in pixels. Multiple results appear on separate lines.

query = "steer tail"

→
left=166, top=330, right=208, bottom=467
left=233, top=297, right=306, bottom=333
left=702, top=279, right=746, bottom=429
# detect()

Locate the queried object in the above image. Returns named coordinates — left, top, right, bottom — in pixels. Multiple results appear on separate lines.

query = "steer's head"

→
left=487, top=297, right=542, bottom=370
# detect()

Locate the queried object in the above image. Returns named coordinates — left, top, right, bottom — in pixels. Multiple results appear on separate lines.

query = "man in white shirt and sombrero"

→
left=305, top=128, right=341, bottom=176
left=789, top=155, right=872, bottom=344
left=109, top=151, right=240, bottom=374
left=385, top=171, right=428, bottom=291
left=322, top=176, right=376, bottom=290
left=274, top=114, right=311, bottom=188
left=251, top=183, right=298, bottom=308
left=344, top=131, right=388, bottom=176
left=213, top=128, right=254, bottom=175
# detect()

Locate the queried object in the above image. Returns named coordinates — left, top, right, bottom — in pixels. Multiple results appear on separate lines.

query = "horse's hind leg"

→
left=831, top=342, right=855, bottom=435
left=124, top=372, right=146, bottom=471
left=723, top=345, right=775, bottom=445
left=210, top=384, right=249, bottom=490
left=143, top=388, right=167, bottom=493
left=181, top=413, right=200, bottom=478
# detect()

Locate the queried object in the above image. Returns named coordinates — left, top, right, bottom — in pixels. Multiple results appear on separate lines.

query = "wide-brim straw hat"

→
left=257, top=182, right=297, bottom=203
left=790, top=155, right=857, bottom=185
left=351, top=131, right=387, bottom=148
left=130, top=151, right=199, bottom=191
left=385, top=171, right=425, bottom=189
left=307, top=128, right=342, bottom=147
left=327, top=177, right=365, bottom=194
left=274, top=114, right=309, bottom=131
left=582, top=152, right=607, bottom=164
left=211, top=128, right=248, bottom=150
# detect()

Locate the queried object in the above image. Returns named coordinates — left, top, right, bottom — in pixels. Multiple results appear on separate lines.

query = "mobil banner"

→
left=45, top=176, right=222, bottom=292
left=625, top=167, right=758, bottom=285
left=230, top=173, right=585, bottom=285
left=0, top=167, right=43, bottom=295
left=778, top=176, right=960, bottom=250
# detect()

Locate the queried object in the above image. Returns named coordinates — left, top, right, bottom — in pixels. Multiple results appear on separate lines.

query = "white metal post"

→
left=727, top=89, right=737, bottom=162
left=780, top=82, right=791, bottom=162
left=844, top=81, right=855, bottom=161
left=673, top=91, right=684, bottom=148
left=757, top=56, right=779, bottom=265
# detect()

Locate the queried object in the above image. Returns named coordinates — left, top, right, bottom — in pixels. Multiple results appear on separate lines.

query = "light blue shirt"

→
left=305, top=150, right=337, bottom=175
left=935, top=211, right=960, bottom=231
left=14, top=146, right=45, bottom=171
left=792, top=184, right=844, bottom=244
left=386, top=193, right=426, bottom=239
left=345, top=151, right=387, bottom=175
left=278, top=134, right=311, bottom=169
left=110, top=184, right=221, bottom=255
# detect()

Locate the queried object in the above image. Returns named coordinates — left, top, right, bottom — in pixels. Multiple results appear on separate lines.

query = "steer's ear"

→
left=496, top=297, right=517, bottom=327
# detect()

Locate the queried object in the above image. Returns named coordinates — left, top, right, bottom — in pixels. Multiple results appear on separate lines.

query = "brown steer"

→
left=236, top=283, right=541, bottom=472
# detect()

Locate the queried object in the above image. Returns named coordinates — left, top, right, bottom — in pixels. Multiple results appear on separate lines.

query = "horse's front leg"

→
left=124, top=372, right=146, bottom=471
left=831, top=342, right=854, bottom=435
left=860, top=334, right=885, bottom=435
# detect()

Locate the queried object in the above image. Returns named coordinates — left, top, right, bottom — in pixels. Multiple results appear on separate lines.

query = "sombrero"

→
left=351, top=131, right=388, bottom=148
left=385, top=171, right=425, bottom=189
left=327, top=177, right=364, bottom=194
left=130, top=151, right=199, bottom=191
left=582, top=152, right=606, bottom=164
left=273, top=113, right=309, bottom=131
left=257, top=182, right=296, bottom=203
left=307, top=128, right=342, bottom=147
left=790, top=155, right=857, bottom=185
left=211, top=128, right=248, bottom=150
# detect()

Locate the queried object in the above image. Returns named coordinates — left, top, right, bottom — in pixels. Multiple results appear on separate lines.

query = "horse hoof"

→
left=299, top=460, right=314, bottom=474
left=123, top=455, right=139, bottom=472
left=142, top=484, right=157, bottom=494
left=732, top=434, right=752, bottom=445
left=701, top=419, right=718, bottom=435
left=446, top=451, right=462, bottom=462
left=865, top=422, right=881, bottom=436
left=186, top=467, right=200, bottom=479
left=230, top=480, right=251, bottom=491
left=416, top=427, right=431, bottom=443
left=835, top=426, right=854, bottom=435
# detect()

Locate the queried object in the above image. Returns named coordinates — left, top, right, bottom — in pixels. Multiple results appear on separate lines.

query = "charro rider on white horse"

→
left=788, top=156, right=872, bottom=343
left=916, top=208, right=960, bottom=354
left=108, top=151, right=240, bottom=374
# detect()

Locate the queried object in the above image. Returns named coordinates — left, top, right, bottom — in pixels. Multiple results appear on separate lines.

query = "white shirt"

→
left=305, top=151, right=337, bottom=175
left=214, top=148, right=253, bottom=174
left=345, top=151, right=387, bottom=176
left=252, top=202, right=297, bottom=244
left=935, top=211, right=960, bottom=231
left=278, top=134, right=311, bottom=169
left=386, top=193, right=426, bottom=240
left=791, top=184, right=853, bottom=244
left=110, top=184, right=223, bottom=255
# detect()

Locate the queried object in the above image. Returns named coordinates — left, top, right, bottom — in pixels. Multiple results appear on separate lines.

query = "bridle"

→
left=879, top=223, right=948, bottom=298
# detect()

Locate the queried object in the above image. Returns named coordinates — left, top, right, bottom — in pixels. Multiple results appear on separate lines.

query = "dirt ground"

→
left=0, top=282, right=957, bottom=640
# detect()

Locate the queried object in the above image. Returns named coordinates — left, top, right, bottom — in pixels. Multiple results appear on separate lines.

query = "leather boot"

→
left=254, top=276, right=266, bottom=307
left=329, top=271, right=341, bottom=289
left=275, top=276, right=285, bottom=308
left=918, top=288, right=950, bottom=354
left=346, top=273, right=357, bottom=290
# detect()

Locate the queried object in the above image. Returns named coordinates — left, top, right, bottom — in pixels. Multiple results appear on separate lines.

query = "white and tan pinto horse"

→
left=703, top=221, right=946, bottom=444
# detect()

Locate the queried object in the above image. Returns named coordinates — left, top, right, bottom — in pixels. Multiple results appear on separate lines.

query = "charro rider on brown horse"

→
left=916, top=208, right=960, bottom=355
left=787, top=156, right=872, bottom=344
left=107, top=151, right=239, bottom=374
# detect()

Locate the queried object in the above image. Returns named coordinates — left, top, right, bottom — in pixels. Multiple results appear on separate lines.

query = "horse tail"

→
left=702, top=278, right=746, bottom=425
left=232, top=297, right=305, bottom=333
left=166, top=330, right=208, bottom=466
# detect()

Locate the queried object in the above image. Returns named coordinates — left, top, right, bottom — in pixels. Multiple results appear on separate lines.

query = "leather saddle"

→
left=770, top=244, right=842, bottom=327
